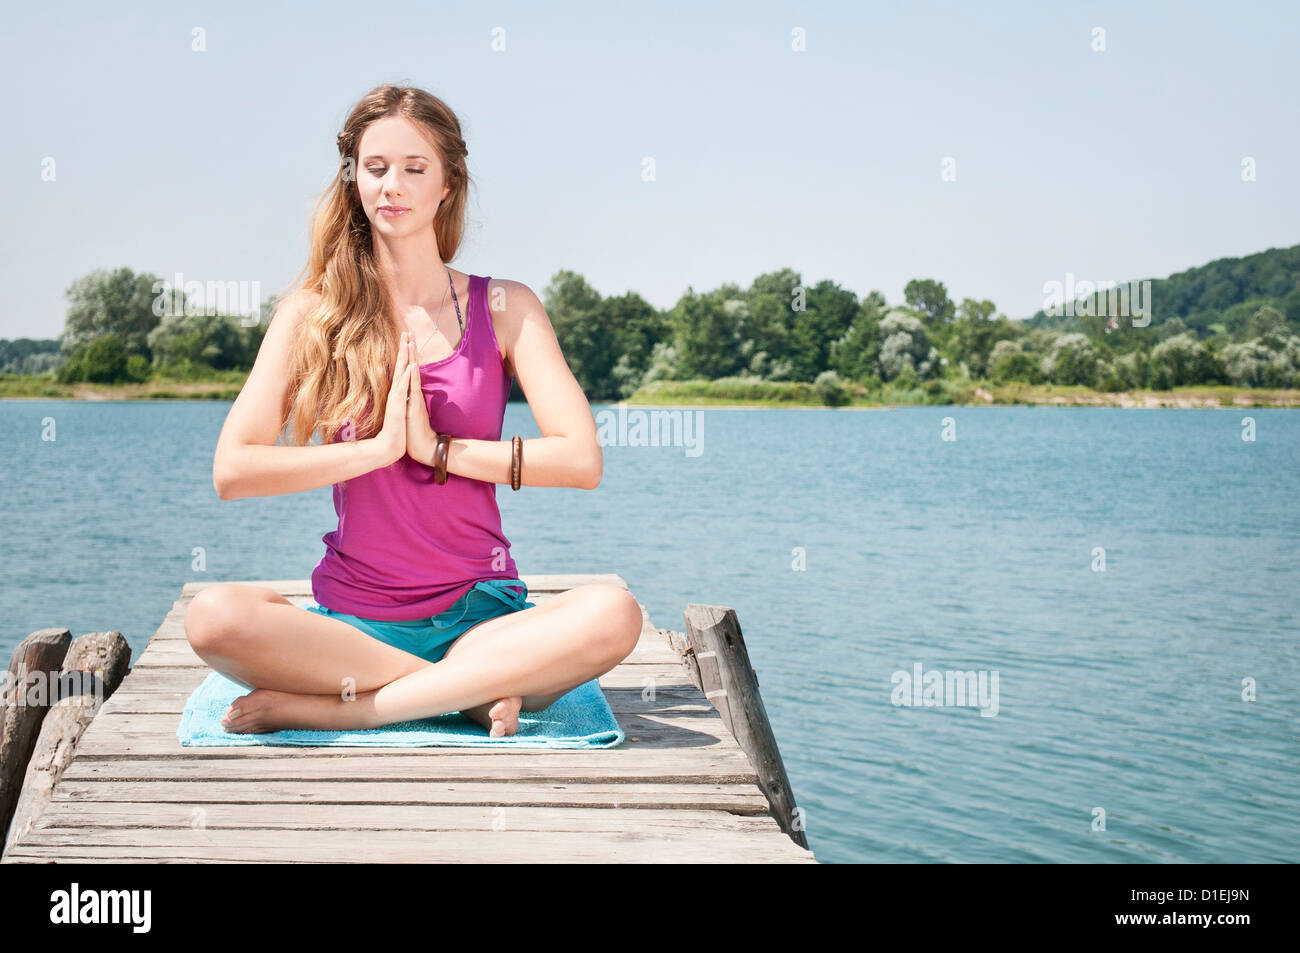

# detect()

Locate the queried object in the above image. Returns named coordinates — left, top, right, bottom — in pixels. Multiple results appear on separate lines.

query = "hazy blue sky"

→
left=3, top=1, right=1297, bottom=339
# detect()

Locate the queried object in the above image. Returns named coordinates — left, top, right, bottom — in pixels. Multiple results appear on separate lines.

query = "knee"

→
left=586, top=584, right=642, bottom=664
left=184, top=584, right=246, bottom=656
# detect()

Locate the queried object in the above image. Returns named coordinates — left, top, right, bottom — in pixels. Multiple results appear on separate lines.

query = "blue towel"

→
left=177, top=670, right=624, bottom=748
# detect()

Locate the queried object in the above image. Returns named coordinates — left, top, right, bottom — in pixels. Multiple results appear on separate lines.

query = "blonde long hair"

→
left=281, top=84, right=473, bottom=450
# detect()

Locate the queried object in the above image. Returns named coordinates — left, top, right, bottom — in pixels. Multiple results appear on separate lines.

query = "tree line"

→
left=6, top=245, right=1300, bottom=393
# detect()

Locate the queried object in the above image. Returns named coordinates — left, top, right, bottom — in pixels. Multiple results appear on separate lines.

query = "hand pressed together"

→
left=373, top=332, right=439, bottom=468
left=404, top=336, right=439, bottom=467
left=373, top=332, right=414, bottom=466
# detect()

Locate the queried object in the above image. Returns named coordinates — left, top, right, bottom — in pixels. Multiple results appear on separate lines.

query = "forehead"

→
left=358, top=115, right=439, bottom=159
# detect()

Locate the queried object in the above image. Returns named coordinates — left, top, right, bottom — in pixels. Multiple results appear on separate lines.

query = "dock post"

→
left=0, top=629, right=72, bottom=848
left=2, top=631, right=131, bottom=857
left=683, top=604, right=809, bottom=850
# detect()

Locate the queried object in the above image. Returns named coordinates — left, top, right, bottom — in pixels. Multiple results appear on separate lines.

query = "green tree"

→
left=785, top=280, right=859, bottom=381
left=957, top=298, right=996, bottom=323
left=147, top=312, right=250, bottom=370
left=61, top=267, right=164, bottom=360
left=1248, top=305, right=1287, bottom=342
left=1221, top=339, right=1273, bottom=386
left=0, top=338, right=62, bottom=375
left=830, top=290, right=886, bottom=384
left=606, top=291, right=669, bottom=389
left=991, top=349, right=1041, bottom=384
left=740, top=270, right=801, bottom=374
left=813, top=369, right=850, bottom=406
left=1040, top=333, right=1099, bottom=386
left=57, top=332, right=131, bottom=383
left=542, top=270, right=611, bottom=397
left=670, top=286, right=744, bottom=381
left=877, top=310, right=939, bottom=380
left=946, top=311, right=1018, bottom=379
left=1149, top=332, right=1224, bottom=388
left=903, top=278, right=955, bottom=324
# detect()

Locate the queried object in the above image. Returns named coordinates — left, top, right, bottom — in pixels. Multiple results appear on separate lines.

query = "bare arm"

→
left=439, top=279, right=602, bottom=490
left=212, top=291, right=410, bottom=500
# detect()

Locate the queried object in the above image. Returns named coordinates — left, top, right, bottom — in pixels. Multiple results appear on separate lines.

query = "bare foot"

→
left=221, top=687, right=360, bottom=734
left=460, top=696, right=522, bottom=737
left=488, top=696, right=522, bottom=737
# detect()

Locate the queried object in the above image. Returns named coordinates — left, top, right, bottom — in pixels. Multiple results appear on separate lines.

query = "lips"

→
left=379, top=205, right=409, bottom=217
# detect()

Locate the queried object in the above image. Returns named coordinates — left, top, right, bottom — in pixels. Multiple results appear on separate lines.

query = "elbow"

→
left=212, top=458, right=238, bottom=500
left=578, top=448, right=602, bottom=490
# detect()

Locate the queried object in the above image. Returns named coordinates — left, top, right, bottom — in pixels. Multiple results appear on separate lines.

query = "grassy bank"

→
left=0, top=372, right=246, bottom=401
left=624, top=378, right=1300, bottom=408
left=3, top=371, right=1298, bottom=408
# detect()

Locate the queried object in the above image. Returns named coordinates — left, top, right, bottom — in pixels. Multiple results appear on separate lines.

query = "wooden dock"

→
left=1, top=574, right=816, bottom=863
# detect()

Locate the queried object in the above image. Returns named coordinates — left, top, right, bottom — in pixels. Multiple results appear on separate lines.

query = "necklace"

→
left=412, top=267, right=464, bottom=358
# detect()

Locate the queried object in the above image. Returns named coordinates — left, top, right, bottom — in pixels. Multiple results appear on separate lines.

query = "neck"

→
left=372, top=231, right=448, bottom=304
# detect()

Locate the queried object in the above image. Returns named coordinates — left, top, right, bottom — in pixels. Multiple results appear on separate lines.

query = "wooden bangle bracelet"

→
left=433, top=432, right=452, bottom=485
left=511, top=435, right=522, bottom=491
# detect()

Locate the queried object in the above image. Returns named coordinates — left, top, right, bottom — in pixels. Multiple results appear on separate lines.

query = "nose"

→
left=381, top=167, right=403, bottom=199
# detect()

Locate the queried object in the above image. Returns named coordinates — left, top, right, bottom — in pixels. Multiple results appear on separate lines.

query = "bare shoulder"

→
left=271, top=287, right=322, bottom=329
left=485, top=278, right=544, bottom=320
left=486, top=278, right=549, bottom=373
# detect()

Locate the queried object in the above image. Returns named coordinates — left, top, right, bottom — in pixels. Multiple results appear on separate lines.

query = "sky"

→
left=2, top=0, right=1297, bottom=339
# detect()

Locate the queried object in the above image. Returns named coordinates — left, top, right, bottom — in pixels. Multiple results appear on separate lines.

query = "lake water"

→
left=1, top=399, right=1296, bottom=863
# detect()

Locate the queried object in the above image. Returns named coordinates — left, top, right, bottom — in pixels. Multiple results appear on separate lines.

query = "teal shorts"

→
left=301, top=578, right=535, bottom=664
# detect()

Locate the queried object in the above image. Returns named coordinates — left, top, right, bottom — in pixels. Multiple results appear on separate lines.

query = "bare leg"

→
left=204, top=583, right=644, bottom=735
left=184, top=584, right=433, bottom=695
left=185, top=583, right=446, bottom=732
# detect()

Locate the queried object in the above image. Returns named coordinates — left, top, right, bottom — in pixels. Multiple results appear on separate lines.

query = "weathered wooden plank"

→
left=46, top=779, right=774, bottom=812
left=3, top=852, right=252, bottom=864
left=684, top=603, right=809, bottom=850
left=30, top=801, right=782, bottom=834
left=58, top=752, right=759, bottom=783
left=3, top=826, right=817, bottom=863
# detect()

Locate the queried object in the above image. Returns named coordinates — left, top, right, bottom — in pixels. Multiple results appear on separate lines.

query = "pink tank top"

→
left=310, top=273, right=521, bottom=621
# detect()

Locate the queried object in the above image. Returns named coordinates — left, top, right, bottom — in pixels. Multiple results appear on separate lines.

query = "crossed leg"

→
left=183, top=582, right=644, bottom=736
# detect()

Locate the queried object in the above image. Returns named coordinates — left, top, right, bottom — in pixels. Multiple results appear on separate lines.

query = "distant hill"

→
left=1023, top=243, right=1300, bottom=339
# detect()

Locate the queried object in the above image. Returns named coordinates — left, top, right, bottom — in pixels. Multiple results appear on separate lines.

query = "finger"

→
left=391, top=361, right=409, bottom=397
left=393, top=363, right=412, bottom=410
left=394, top=331, right=410, bottom=377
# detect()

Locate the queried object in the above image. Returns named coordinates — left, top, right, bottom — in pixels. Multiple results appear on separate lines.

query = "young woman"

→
left=184, top=84, right=643, bottom=738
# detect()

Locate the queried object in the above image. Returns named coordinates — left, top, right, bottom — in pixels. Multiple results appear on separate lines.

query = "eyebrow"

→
left=360, top=154, right=430, bottom=160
